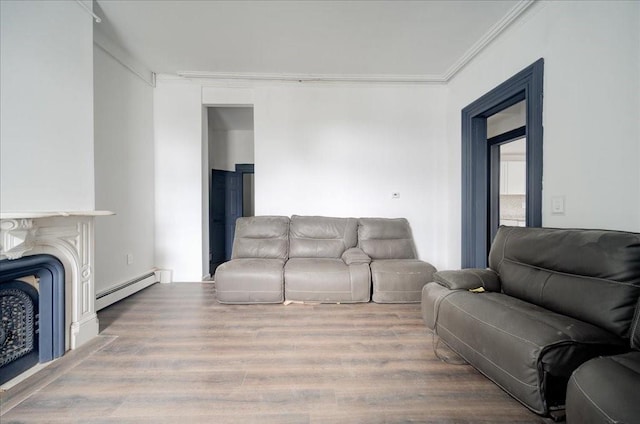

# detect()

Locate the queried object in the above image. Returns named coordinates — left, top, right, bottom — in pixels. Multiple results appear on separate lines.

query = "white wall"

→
left=154, top=0, right=639, bottom=279
left=444, top=0, right=640, bottom=268
left=0, top=0, right=95, bottom=212
left=209, top=129, right=255, bottom=171
left=93, top=45, right=156, bottom=294
left=156, top=82, right=449, bottom=280
left=154, top=79, right=204, bottom=281
left=253, top=84, right=448, bottom=271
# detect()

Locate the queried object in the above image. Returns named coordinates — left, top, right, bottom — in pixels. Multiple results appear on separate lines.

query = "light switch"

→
left=551, top=196, right=565, bottom=215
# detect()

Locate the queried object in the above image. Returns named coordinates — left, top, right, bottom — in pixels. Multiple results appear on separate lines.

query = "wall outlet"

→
left=551, top=196, right=565, bottom=215
left=126, top=253, right=134, bottom=265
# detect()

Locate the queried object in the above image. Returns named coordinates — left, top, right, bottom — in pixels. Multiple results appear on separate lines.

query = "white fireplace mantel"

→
left=0, top=211, right=114, bottom=351
left=0, top=211, right=114, bottom=220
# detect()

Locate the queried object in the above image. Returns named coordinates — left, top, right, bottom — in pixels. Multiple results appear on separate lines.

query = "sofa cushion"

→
left=431, top=289, right=626, bottom=414
left=231, top=216, right=289, bottom=260
left=215, top=258, right=285, bottom=304
left=284, top=258, right=370, bottom=303
left=566, top=352, right=640, bottom=424
left=358, top=218, right=417, bottom=259
left=289, top=216, right=358, bottom=259
left=371, top=260, right=436, bottom=303
left=488, top=226, right=640, bottom=338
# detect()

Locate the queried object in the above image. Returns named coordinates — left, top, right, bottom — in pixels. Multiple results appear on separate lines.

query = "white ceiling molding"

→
left=94, top=27, right=156, bottom=87
left=175, top=71, right=446, bottom=84
left=75, top=0, right=102, bottom=23
left=441, top=0, right=536, bottom=81
left=176, top=0, right=535, bottom=85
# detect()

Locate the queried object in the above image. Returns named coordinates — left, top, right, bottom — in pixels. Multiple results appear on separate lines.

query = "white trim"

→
left=442, top=0, right=536, bottom=81
left=175, top=0, right=535, bottom=85
left=176, top=71, right=446, bottom=84
left=155, top=269, right=173, bottom=284
left=94, top=42, right=156, bottom=88
left=95, top=272, right=157, bottom=311
left=70, top=315, right=99, bottom=348
left=0, top=211, right=113, bottom=220
left=75, top=0, right=102, bottom=23
left=93, top=29, right=156, bottom=87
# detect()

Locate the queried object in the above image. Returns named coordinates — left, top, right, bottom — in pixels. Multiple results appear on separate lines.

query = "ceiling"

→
left=93, top=0, right=527, bottom=81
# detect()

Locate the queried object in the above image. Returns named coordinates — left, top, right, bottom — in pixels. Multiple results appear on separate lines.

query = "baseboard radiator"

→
left=95, top=271, right=157, bottom=311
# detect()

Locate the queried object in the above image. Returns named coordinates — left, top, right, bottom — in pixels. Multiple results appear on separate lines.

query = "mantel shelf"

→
left=0, top=211, right=115, bottom=220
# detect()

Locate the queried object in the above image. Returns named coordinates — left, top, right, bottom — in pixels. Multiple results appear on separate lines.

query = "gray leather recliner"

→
left=284, top=215, right=371, bottom=303
left=422, top=226, right=640, bottom=416
left=359, top=218, right=436, bottom=303
left=214, top=216, right=289, bottom=304
left=565, top=297, right=640, bottom=423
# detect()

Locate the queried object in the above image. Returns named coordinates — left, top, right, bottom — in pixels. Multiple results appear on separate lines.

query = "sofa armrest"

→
left=342, top=248, right=371, bottom=265
left=434, top=269, right=501, bottom=292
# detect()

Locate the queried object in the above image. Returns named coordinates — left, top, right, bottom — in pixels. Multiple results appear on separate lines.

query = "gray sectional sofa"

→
left=215, top=215, right=435, bottom=304
left=422, top=226, right=640, bottom=418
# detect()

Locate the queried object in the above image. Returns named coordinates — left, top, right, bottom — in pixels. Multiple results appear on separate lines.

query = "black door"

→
left=210, top=170, right=242, bottom=272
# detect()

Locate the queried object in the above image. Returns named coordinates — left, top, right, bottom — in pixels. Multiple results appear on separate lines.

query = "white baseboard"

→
left=95, top=272, right=157, bottom=311
left=155, top=269, right=172, bottom=284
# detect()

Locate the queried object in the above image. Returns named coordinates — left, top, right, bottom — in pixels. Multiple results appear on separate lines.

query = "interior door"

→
left=210, top=170, right=243, bottom=272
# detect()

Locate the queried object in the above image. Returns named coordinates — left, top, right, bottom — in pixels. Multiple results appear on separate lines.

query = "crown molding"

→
left=441, top=0, right=536, bottom=81
left=174, top=0, right=535, bottom=85
left=175, top=71, right=446, bottom=85
left=94, top=28, right=156, bottom=87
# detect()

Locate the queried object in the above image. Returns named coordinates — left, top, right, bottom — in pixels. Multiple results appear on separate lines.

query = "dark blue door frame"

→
left=461, top=58, right=544, bottom=268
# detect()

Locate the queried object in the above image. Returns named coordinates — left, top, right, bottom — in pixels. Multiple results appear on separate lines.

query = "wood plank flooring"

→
left=1, top=283, right=544, bottom=423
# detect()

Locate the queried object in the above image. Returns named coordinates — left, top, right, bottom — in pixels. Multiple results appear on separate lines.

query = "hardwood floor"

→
left=1, top=283, right=544, bottom=423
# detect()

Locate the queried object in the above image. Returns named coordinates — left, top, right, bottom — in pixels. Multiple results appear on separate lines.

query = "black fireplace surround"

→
left=0, top=254, right=65, bottom=384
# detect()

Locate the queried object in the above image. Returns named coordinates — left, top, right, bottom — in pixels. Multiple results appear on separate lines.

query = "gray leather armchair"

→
left=358, top=218, right=436, bottom=303
left=284, top=215, right=371, bottom=303
left=214, top=216, right=289, bottom=304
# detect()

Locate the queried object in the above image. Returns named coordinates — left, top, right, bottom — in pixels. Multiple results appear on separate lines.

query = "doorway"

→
left=487, top=101, right=527, bottom=246
left=208, top=107, right=255, bottom=273
left=461, top=59, right=543, bottom=268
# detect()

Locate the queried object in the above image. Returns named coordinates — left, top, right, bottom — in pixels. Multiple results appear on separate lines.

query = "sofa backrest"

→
left=289, top=215, right=357, bottom=258
left=358, top=218, right=417, bottom=260
left=231, top=216, right=290, bottom=260
left=489, top=226, right=640, bottom=338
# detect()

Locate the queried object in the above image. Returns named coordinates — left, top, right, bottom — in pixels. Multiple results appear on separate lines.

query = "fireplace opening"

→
left=1, top=280, right=39, bottom=384
left=0, top=254, right=65, bottom=385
